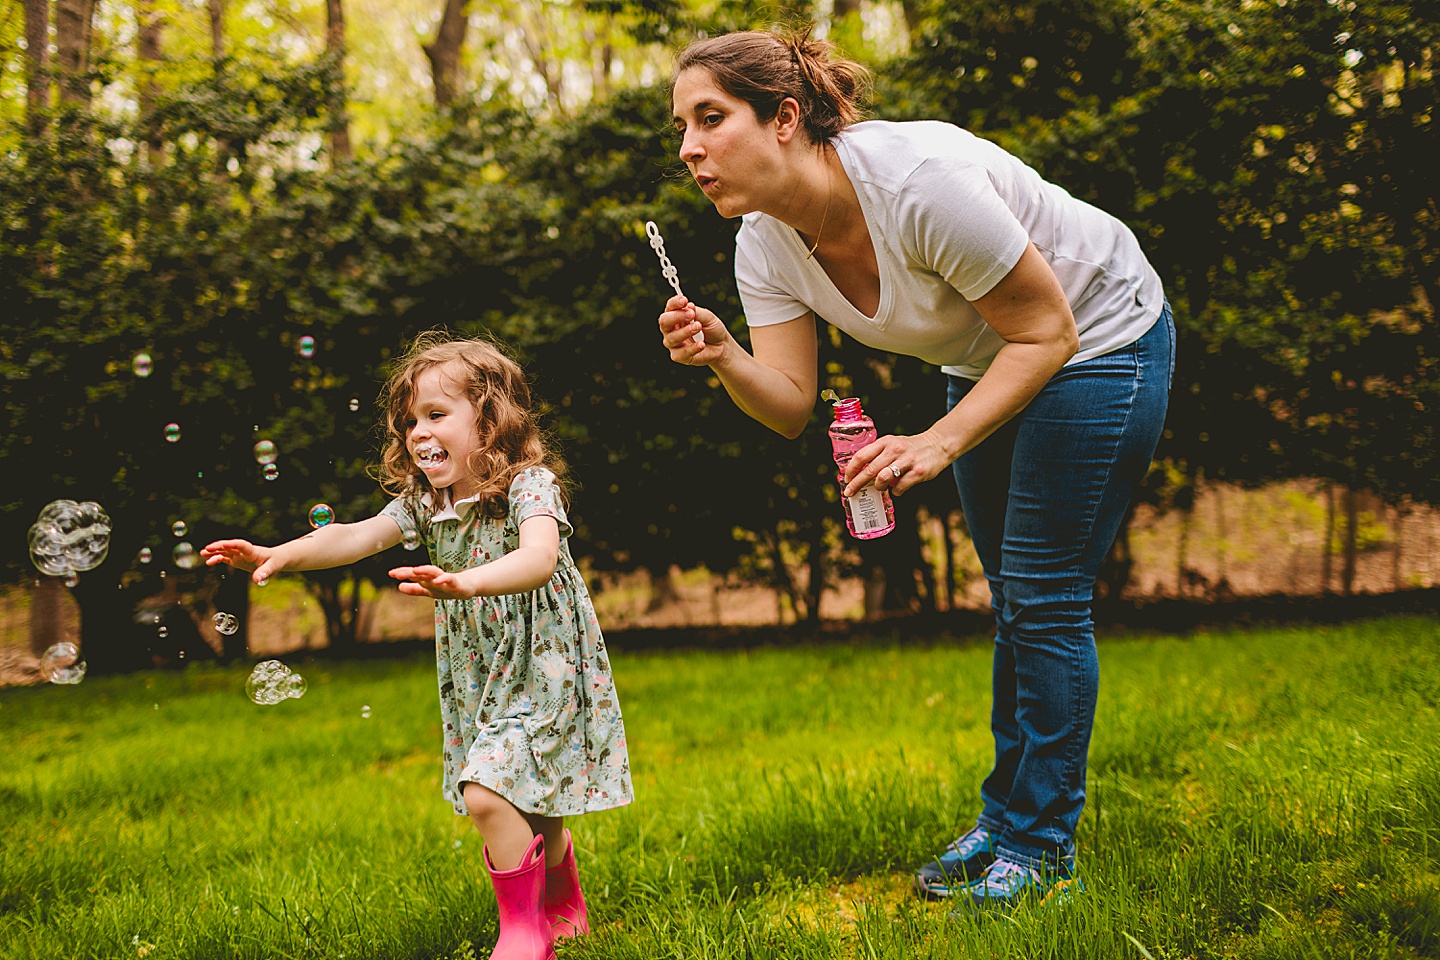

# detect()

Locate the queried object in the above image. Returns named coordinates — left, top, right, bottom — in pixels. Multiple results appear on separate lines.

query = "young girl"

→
left=201, top=333, right=632, bottom=960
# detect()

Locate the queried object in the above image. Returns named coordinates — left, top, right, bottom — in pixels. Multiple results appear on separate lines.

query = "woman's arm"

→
left=841, top=243, right=1078, bottom=497
left=389, top=515, right=562, bottom=600
left=201, top=514, right=404, bottom=583
left=659, top=294, right=818, bottom=439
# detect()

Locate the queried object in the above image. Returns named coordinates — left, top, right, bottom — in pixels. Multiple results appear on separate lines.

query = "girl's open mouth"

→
left=415, top=444, right=449, bottom=470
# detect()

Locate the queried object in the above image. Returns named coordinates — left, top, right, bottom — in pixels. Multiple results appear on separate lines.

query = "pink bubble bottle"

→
left=827, top=395, right=895, bottom=540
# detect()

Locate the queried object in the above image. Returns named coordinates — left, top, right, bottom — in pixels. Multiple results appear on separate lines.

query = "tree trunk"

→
left=208, top=0, right=226, bottom=57
left=137, top=0, right=164, bottom=162
left=28, top=578, right=71, bottom=656
left=1321, top=483, right=1335, bottom=593
left=1341, top=487, right=1359, bottom=596
left=937, top=511, right=956, bottom=611
left=324, top=0, right=352, bottom=160
left=23, top=0, right=49, bottom=130
left=54, top=0, right=97, bottom=107
left=423, top=0, right=472, bottom=107
left=1095, top=504, right=1137, bottom=604
left=1391, top=504, right=1404, bottom=591
left=1175, top=504, right=1192, bottom=595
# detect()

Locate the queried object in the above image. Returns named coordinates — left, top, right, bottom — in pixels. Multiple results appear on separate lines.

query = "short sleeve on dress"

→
left=509, top=468, right=573, bottom=539
left=380, top=497, right=421, bottom=545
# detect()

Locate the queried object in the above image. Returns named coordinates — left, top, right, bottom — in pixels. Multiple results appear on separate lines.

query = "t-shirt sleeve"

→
left=509, top=468, right=573, bottom=539
left=379, top=497, right=423, bottom=546
left=734, top=223, right=813, bottom=328
left=901, top=157, right=1030, bottom=301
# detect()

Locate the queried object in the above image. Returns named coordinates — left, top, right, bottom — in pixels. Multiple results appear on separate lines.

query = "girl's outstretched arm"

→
left=390, top=515, right=561, bottom=600
left=202, top=515, right=404, bottom=584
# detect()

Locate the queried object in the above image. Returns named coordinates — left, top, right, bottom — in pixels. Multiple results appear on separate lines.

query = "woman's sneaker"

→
left=914, top=825, right=996, bottom=900
left=963, top=856, right=1084, bottom=909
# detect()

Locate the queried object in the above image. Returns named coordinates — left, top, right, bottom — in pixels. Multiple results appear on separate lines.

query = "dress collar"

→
left=420, top=487, right=482, bottom=523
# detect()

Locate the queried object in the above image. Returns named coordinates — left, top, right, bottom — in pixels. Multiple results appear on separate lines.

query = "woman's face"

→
left=671, top=68, right=788, bottom=219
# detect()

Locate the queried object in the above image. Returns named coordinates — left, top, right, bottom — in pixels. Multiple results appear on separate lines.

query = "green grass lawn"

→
left=2, top=617, right=1438, bottom=959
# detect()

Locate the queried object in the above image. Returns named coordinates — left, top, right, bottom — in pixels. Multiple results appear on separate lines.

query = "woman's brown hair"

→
left=672, top=26, right=871, bottom=144
left=375, top=332, right=565, bottom=519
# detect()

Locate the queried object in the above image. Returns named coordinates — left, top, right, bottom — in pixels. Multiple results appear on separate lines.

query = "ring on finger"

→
left=888, top=463, right=903, bottom=480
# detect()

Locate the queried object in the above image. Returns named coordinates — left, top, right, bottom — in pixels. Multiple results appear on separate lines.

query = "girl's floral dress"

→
left=382, top=467, right=633, bottom=817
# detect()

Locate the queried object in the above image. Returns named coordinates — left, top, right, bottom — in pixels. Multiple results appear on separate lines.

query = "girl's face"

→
left=672, top=68, right=791, bottom=219
left=405, top=365, right=481, bottom=500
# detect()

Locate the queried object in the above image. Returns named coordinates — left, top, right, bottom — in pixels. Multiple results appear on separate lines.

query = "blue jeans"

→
left=946, top=302, right=1174, bottom=872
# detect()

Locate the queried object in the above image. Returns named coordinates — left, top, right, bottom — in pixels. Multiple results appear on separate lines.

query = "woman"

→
left=656, top=28, right=1173, bottom=907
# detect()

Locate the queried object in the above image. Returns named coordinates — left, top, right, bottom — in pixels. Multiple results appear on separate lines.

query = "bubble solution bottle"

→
left=827, top=395, right=895, bottom=540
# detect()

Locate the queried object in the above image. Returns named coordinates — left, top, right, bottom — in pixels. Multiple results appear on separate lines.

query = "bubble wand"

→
left=645, top=221, right=703, bottom=344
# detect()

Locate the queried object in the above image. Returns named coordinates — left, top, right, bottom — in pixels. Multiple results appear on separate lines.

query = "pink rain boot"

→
left=484, top=834, right=556, bottom=960
left=544, top=829, right=590, bottom=941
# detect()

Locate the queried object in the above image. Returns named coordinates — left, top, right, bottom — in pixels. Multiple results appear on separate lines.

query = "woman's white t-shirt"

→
left=734, top=120, right=1165, bottom=380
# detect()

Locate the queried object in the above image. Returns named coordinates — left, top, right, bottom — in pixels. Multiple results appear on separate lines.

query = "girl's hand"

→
left=389, top=565, right=481, bottom=601
left=659, top=294, right=726, bottom=366
left=841, top=432, right=952, bottom=499
left=200, top=539, right=284, bottom=584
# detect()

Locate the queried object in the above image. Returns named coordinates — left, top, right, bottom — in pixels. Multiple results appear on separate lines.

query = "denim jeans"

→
left=945, top=302, right=1174, bottom=872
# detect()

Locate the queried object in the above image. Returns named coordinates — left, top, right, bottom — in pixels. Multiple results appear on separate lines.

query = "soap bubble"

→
left=157, top=625, right=169, bottom=638
left=348, top=398, right=359, bottom=412
left=164, top=423, right=181, bottom=443
left=64, top=573, right=78, bottom=588
left=297, top=335, right=316, bottom=358
left=252, top=440, right=278, bottom=465
left=138, top=547, right=152, bottom=564
left=361, top=705, right=371, bottom=719
left=172, top=521, right=187, bottom=537
left=403, top=532, right=421, bottom=551
left=262, top=464, right=280, bottom=481
left=29, top=500, right=111, bottom=578
left=308, top=504, right=335, bottom=529
left=246, top=659, right=307, bottom=705
left=213, top=612, right=239, bottom=636
left=172, top=542, right=199, bottom=569
left=40, top=643, right=86, bottom=684
left=132, top=353, right=153, bottom=378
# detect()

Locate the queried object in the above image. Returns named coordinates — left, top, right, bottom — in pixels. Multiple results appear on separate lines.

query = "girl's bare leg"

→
left=462, top=783, right=565, bottom=869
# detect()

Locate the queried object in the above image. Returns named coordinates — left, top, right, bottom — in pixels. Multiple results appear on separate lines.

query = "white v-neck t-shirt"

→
left=734, top=120, right=1164, bottom=380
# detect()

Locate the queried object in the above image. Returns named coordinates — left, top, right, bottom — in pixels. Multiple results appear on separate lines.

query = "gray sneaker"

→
left=914, top=825, right=996, bottom=900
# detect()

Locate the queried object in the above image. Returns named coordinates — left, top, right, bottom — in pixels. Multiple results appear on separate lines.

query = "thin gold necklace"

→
left=804, top=147, right=833, bottom=261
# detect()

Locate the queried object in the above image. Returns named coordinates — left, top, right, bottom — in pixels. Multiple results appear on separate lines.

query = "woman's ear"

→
left=774, top=96, right=803, bottom=144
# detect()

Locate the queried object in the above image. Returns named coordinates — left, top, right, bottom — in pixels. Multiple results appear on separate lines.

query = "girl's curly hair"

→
left=375, top=332, right=565, bottom=519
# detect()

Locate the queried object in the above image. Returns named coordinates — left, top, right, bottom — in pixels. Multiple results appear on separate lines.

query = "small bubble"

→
left=262, top=464, right=280, bottom=481
left=256, top=575, right=268, bottom=586
left=361, top=705, right=371, bottom=719
left=157, top=625, right=169, bottom=638
left=403, top=532, right=421, bottom=551
left=132, top=353, right=153, bottom=377
left=452, top=839, right=463, bottom=849
left=63, top=573, right=78, bottom=588
left=172, top=521, right=187, bottom=537
left=308, top=504, right=335, bottom=528
left=297, top=335, right=316, bottom=358
left=213, top=612, right=239, bottom=635
left=164, top=422, right=181, bottom=443
left=348, top=397, right=360, bottom=412
left=173, top=542, right=199, bottom=569
left=178, top=649, right=186, bottom=660
left=284, top=674, right=307, bottom=699
left=252, top=440, right=278, bottom=465
left=159, top=570, right=167, bottom=580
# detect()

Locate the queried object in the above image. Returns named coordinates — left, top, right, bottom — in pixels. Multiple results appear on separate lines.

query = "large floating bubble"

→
left=308, top=504, right=335, bottom=529
left=252, top=440, right=278, bottom=465
left=132, top=353, right=153, bottom=378
left=246, top=659, right=307, bottom=705
left=40, top=642, right=86, bottom=684
left=164, top=423, right=181, bottom=443
left=173, top=542, right=199, bottom=569
left=213, top=612, right=239, bottom=636
left=172, top=521, right=187, bottom=537
left=262, top=464, right=280, bottom=481
left=29, top=501, right=111, bottom=578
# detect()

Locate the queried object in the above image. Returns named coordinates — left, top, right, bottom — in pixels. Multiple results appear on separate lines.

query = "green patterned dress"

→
left=381, top=467, right=633, bottom=817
